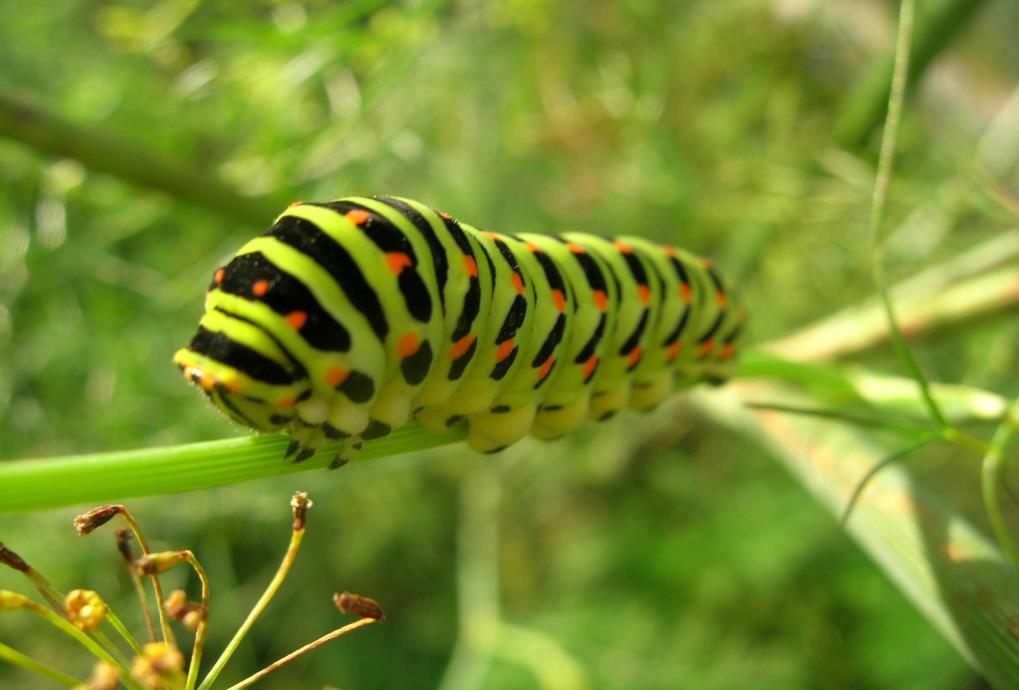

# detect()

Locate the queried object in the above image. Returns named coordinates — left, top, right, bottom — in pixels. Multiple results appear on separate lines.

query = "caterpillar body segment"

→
left=174, top=196, right=745, bottom=465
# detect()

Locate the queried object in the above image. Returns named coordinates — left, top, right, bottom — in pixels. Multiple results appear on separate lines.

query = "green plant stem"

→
left=183, top=553, right=211, bottom=690
left=0, top=88, right=284, bottom=226
left=16, top=564, right=139, bottom=668
left=116, top=509, right=176, bottom=649
left=16, top=601, right=144, bottom=690
left=127, top=565, right=158, bottom=645
left=841, top=438, right=936, bottom=523
left=763, top=264, right=1019, bottom=363
left=198, top=527, right=306, bottom=690
left=0, top=358, right=1005, bottom=515
left=222, top=618, right=379, bottom=690
left=106, top=609, right=145, bottom=657
left=834, top=0, right=989, bottom=148
left=0, top=424, right=465, bottom=513
left=981, top=400, right=1019, bottom=568
left=867, top=0, right=948, bottom=431
left=0, top=640, right=82, bottom=687
left=744, top=401, right=936, bottom=437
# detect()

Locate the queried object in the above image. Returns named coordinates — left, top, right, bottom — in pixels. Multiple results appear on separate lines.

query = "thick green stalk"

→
left=0, top=425, right=465, bottom=513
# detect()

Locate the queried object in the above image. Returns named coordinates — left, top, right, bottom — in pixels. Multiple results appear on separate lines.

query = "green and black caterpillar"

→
left=175, top=196, right=746, bottom=467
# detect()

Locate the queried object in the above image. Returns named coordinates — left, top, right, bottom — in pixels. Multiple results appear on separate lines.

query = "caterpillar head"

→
left=173, top=313, right=310, bottom=433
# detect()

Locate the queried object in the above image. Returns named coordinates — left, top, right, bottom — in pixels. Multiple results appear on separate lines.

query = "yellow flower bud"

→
left=131, top=642, right=185, bottom=690
left=65, top=589, right=108, bottom=632
left=86, top=661, right=121, bottom=690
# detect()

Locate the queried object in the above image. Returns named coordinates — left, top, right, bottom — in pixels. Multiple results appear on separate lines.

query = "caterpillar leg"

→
left=285, top=422, right=326, bottom=463
left=588, top=384, right=630, bottom=422
left=629, top=377, right=673, bottom=412
left=466, top=405, right=537, bottom=453
left=531, top=398, right=589, bottom=440
left=330, top=437, right=363, bottom=469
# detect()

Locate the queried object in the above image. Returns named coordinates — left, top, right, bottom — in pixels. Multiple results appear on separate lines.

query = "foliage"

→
left=1, top=0, right=1018, bottom=688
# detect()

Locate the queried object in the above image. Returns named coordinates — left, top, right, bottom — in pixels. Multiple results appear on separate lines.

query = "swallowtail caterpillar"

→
left=174, top=196, right=745, bottom=467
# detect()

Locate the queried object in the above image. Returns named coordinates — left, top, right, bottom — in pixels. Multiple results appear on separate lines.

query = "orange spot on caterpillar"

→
left=715, top=291, right=728, bottom=309
left=325, top=367, right=349, bottom=387
left=214, top=268, right=225, bottom=285
left=566, top=242, right=586, bottom=254
left=593, top=290, right=608, bottom=312
left=627, top=346, right=643, bottom=368
left=449, top=334, right=476, bottom=359
left=397, top=332, right=421, bottom=358
left=536, top=356, right=555, bottom=381
left=698, top=338, right=715, bottom=358
left=463, top=255, right=478, bottom=277
left=661, top=245, right=677, bottom=257
left=614, top=240, right=632, bottom=254
left=484, top=231, right=500, bottom=240
left=666, top=340, right=683, bottom=362
left=552, top=289, right=566, bottom=312
left=345, top=209, right=371, bottom=226
left=199, top=374, right=216, bottom=392
left=637, top=284, right=650, bottom=305
left=275, top=396, right=296, bottom=408
left=680, top=283, right=692, bottom=304
left=224, top=378, right=242, bottom=393
left=287, top=201, right=304, bottom=209
left=511, top=272, right=525, bottom=295
left=719, top=343, right=735, bottom=360
left=252, top=280, right=269, bottom=297
left=286, top=311, right=307, bottom=330
left=386, top=252, right=413, bottom=275
left=495, top=339, right=515, bottom=362
left=582, top=355, right=600, bottom=380
left=439, top=211, right=452, bottom=220
left=526, top=241, right=542, bottom=253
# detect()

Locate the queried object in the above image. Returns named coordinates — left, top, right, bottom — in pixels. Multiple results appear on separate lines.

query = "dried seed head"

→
left=131, top=642, right=185, bottom=689
left=73, top=505, right=123, bottom=535
left=333, top=591, right=385, bottom=621
left=0, top=590, right=31, bottom=611
left=65, top=589, right=109, bottom=632
left=0, top=542, right=29, bottom=572
left=164, top=589, right=203, bottom=629
left=114, top=528, right=136, bottom=564
left=182, top=609, right=203, bottom=630
left=163, top=590, right=188, bottom=619
left=291, top=491, right=313, bottom=531
left=85, top=661, right=120, bottom=690
left=136, top=551, right=188, bottom=575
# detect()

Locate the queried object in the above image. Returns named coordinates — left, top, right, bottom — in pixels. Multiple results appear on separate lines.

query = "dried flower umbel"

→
left=0, top=491, right=383, bottom=689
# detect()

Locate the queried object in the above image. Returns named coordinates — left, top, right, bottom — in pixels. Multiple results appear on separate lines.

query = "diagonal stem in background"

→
left=867, top=0, right=949, bottom=431
left=0, top=88, right=284, bottom=226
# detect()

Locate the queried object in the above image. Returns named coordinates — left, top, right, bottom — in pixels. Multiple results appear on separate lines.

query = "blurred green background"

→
left=1, top=0, right=1018, bottom=688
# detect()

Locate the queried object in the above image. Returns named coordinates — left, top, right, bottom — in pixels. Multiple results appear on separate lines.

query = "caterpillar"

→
left=174, top=196, right=745, bottom=467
